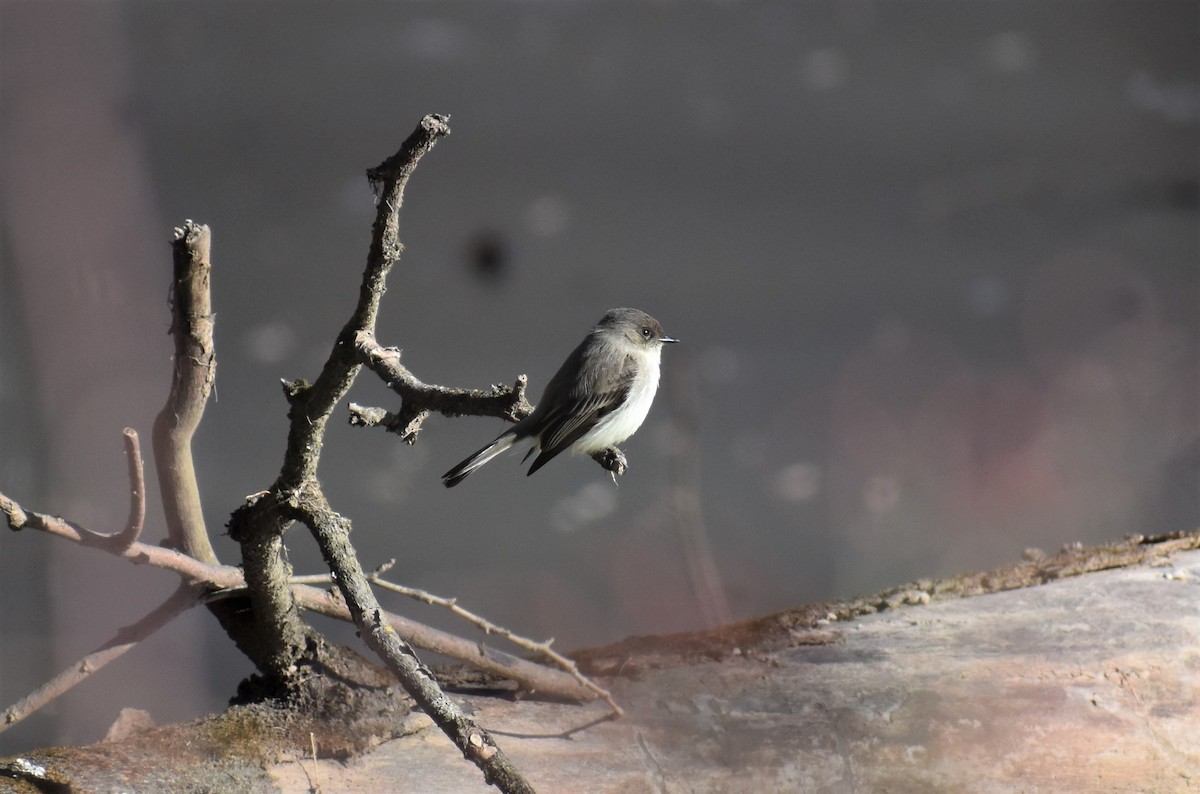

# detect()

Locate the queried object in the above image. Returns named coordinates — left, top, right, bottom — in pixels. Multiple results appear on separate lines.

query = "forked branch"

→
left=351, top=332, right=532, bottom=443
left=226, top=113, right=536, bottom=792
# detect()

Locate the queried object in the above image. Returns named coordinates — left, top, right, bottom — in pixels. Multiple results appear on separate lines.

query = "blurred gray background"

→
left=1, top=1, right=1196, bottom=752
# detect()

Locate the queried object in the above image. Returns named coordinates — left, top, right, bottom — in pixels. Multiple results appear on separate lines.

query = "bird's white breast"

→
left=574, top=347, right=662, bottom=454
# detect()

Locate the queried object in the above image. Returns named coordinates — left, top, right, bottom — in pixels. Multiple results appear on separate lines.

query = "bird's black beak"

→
left=661, top=335, right=679, bottom=344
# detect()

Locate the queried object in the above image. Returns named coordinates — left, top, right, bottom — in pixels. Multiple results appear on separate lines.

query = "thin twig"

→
left=297, top=732, right=322, bottom=794
left=276, top=560, right=617, bottom=709
left=292, top=588, right=593, bottom=701
left=367, top=565, right=623, bottom=716
left=487, top=711, right=621, bottom=741
left=22, top=429, right=148, bottom=552
left=1, top=494, right=244, bottom=582
left=118, top=428, right=146, bottom=547
left=0, top=583, right=202, bottom=733
left=286, top=574, right=336, bottom=586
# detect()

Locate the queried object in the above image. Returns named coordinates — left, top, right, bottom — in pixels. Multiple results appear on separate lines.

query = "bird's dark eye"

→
left=642, top=327, right=653, bottom=339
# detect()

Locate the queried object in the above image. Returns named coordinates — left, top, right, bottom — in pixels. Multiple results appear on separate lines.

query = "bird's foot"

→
left=592, top=446, right=628, bottom=484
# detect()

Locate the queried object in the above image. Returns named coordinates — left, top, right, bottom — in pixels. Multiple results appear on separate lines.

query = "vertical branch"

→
left=278, top=115, right=450, bottom=488
left=117, top=428, right=146, bottom=546
left=232, top=496, right=311, bottom=679
left=153, top=221, right=218, bottom=565
left=227, top=117, right=453, bottom=682
left=87, top=428, right=147, bottom=552
left=223, top=114, right=537, bottom=790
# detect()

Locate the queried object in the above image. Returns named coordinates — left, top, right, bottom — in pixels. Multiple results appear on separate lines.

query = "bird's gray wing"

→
left=526, top=355, right=636, bottom=475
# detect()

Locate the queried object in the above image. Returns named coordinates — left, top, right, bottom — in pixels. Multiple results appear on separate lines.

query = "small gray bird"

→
left=442, top=308, right=678, bottom=487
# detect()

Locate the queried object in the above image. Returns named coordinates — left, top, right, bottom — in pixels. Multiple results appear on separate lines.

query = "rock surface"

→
left=270, top=545, right=1200, bottom=793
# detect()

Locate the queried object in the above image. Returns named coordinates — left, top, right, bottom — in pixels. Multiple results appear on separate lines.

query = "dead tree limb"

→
left=117, top=428, right=147, bottom=547
left=225, top=114, right=536, bottom=792
left=153, top=222, right=218, bottom=565
left=352, top=333, right=532, bottom=443
left=0, top=490, right=598, bottom=715
left=1, top=113, right=612, bottom=792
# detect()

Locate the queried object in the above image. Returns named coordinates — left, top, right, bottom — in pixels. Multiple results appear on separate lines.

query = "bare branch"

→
left=228, top=492, right=311, bottom=681
left=270, top=114, right=537, bottom=791
left=0, top=490, right=597, bottom=703
left=152, top=220, right=313, bottom=679
left=1, top=493, right=243, bottom=583
left=74, top=428, right=148, bottom=552
left=0, top=584, right=202, bottom=734
left=1, top=493, right=28, bottom=530
left=221, top=114, right=537, bottom=792
left=222, top=118, right=455, bottom=670
left=119, top=428, right=147, bottom=547
left=352, top=332, right=533, bottom=441
left=347, top=403, right=397, bottom=430
left=153, top=220, right=218, bottom=565
left=347, top=402, right=432, bottom=444
left=270, top=115, right=453, bottom=488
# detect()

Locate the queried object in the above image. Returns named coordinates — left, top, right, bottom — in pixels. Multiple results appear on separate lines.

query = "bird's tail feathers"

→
left=442, top=434, right=517, bottom=487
